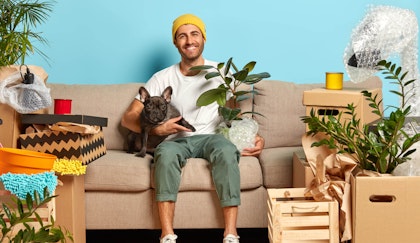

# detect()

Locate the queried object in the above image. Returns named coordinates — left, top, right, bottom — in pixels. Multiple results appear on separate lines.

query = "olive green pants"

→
left=153, top=134, right=241, bottom=207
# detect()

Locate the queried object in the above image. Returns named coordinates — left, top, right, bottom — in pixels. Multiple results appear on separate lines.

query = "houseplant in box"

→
left=302, top=60, right=420, bottom=174
left=191, top=57, right=270, bottom=150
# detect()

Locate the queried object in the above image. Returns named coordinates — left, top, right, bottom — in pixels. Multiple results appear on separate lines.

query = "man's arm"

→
left=121, top=99, right=144, bottom=133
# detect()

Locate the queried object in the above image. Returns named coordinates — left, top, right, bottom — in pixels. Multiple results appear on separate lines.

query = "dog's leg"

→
left=136, top=129, right=149, bottom=157
left=178, top=118, right=196, bottom=132
left=127, top=131, right=137, bottom=153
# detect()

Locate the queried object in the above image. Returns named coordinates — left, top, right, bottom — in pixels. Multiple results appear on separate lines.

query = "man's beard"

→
left=179, top=44, right=204, bottom=62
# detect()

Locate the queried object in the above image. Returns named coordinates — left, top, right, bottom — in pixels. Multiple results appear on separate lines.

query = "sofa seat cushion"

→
left=151, top=156, right=263, bottom=191
left=85, top=150, right=153, bottom=192
left=259, top=146, right=303, bottom=188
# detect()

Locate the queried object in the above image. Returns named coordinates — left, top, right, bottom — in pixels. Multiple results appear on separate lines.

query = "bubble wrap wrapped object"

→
left=344, top=5, right=420, bottom=114
left=344, top=5, right=419, bottom=82
left=0, top=71, right=52, bottom=113
left=228, top=118, right=259, bottom=151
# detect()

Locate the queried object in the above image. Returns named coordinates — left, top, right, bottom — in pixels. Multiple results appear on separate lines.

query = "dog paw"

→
left=136, top=151, right=146, bottom=157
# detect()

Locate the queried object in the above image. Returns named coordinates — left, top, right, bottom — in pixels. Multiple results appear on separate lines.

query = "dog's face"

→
left=139, top=86, right=172, bottom=124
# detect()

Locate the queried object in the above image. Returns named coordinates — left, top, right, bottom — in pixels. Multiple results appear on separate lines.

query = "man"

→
left=121, top=13, right=264, bottom=243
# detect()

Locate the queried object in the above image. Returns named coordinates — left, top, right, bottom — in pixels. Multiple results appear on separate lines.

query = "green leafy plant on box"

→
left=191, top=57, right=270, bottom=126
left=302, top=60, right=420, bottom=174
left=0, top=187, right=73, bottom=243
left=0, top=0, right=55, bottom=67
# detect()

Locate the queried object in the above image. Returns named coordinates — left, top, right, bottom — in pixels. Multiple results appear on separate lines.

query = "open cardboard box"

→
left=303, top=87, right=382, bottom=130
left=351, top=175, right=420, bottom=243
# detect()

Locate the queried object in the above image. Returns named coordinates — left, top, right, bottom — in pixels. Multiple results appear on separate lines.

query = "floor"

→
left=86, top=228, right=269, bottom=243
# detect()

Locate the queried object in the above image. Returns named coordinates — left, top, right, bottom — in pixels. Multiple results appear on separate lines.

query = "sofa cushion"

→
left=151, top=156, right=263, bottom=191
left=85, top=151, right=262, bottom=192
left=84, top=150, right=153, bottom=192
left=259, top=146, right=304, bottom=188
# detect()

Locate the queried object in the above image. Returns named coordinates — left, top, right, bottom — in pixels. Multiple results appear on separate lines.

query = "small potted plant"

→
left=302, top=60, right=420, bottom=174
left=191, top=57, right=270, bottom=150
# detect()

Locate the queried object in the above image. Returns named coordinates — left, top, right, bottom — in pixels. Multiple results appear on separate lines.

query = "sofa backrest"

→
left=252, top=76, right=382, bottom=149
left=47, top=83, right=143, bottom=150
left=46, top=76, right=382, bottom=151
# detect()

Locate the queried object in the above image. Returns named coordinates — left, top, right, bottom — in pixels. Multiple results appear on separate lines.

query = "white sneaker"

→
left=160, top=234, right=177, bottom=243
left=223, top=234, right=240, bottom=243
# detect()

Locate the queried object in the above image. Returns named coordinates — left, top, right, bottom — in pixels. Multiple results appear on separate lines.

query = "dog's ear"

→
left=162, top=86, right=173, bottom=103
left=139, top=87, right=150, bottom=103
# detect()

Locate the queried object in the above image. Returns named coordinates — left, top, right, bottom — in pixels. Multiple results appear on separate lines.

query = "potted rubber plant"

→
left=302, top=60, right=420, bottom=174
left=192, top=57, right=270, bottom=124
left=191, top=57, right=270, bottom=150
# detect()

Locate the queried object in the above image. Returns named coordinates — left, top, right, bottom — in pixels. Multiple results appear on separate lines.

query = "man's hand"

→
left=151, top=116, right=193, bottom=136
left=241, top=134, right=265, bottom=157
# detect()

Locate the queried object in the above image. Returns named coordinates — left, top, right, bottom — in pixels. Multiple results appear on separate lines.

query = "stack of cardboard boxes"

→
left=296, top=86, right=420, bottom=243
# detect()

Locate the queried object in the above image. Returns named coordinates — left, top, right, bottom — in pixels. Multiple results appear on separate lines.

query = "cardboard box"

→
left=292, top=151, right=314, bottom=188
left=267, top=188, right=339, bottom=243
left=55, top=175, right=86, bottom=243
left=351, top=175, right=420, bottom=243
left=0, top=104, right=21, bottom=148
left=303, top=87, right=383, bottom=129
left=19, top=130, right=106, bottom=165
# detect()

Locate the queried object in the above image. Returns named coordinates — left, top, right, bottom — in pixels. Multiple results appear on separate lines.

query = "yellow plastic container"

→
left=0, top=148, right=56, bottom=174
left=325, top=72, right=343, bottom=90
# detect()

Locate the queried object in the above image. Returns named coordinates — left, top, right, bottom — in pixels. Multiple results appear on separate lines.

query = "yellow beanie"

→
left=172, top=14, right=206, bottom=41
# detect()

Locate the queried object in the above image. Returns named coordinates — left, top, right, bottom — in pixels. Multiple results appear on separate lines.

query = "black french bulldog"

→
left=127, top=86, right=196, bottom=157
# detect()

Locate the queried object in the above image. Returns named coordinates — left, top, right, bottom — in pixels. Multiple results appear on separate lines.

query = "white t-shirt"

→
left=135, top=59, right=225, bottom=140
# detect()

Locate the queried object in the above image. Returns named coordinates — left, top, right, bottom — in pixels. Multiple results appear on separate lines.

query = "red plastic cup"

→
left=54, top=99, right=72, bottom=114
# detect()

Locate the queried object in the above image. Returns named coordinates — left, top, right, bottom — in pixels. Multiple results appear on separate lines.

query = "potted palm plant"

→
left=0, top=0, right=54, bottom=67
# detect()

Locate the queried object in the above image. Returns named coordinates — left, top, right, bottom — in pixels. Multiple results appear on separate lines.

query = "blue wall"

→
left=26, top=0, right=420, bottom=108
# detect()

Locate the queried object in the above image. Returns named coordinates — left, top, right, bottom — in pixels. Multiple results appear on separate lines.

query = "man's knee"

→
left=154, top=142, right=183, bottom=165
left=210, top=134, right=240, bottom=161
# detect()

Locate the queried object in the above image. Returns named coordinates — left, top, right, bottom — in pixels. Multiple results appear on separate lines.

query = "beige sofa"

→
left=46, top=77, right=381, bottom=230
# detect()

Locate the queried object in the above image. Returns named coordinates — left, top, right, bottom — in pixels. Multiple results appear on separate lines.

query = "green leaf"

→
left=217, top=62, right=225, bottom=70
left=224, top=57, right=232, bottom=76
left=190, top=65, right=215, bottom=71
left=216, top=92, right=226, bottom=107
left=219, top=107, right=241, bottom=121
left=204, top=72, right=221, bottom=80
left=196, top=88, right=226, bottom=106
left=244, top=72, right=271, bottom=84
left=233, top=69, right=248, bottom=81
left=243, top=61, right=256, bottom=72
